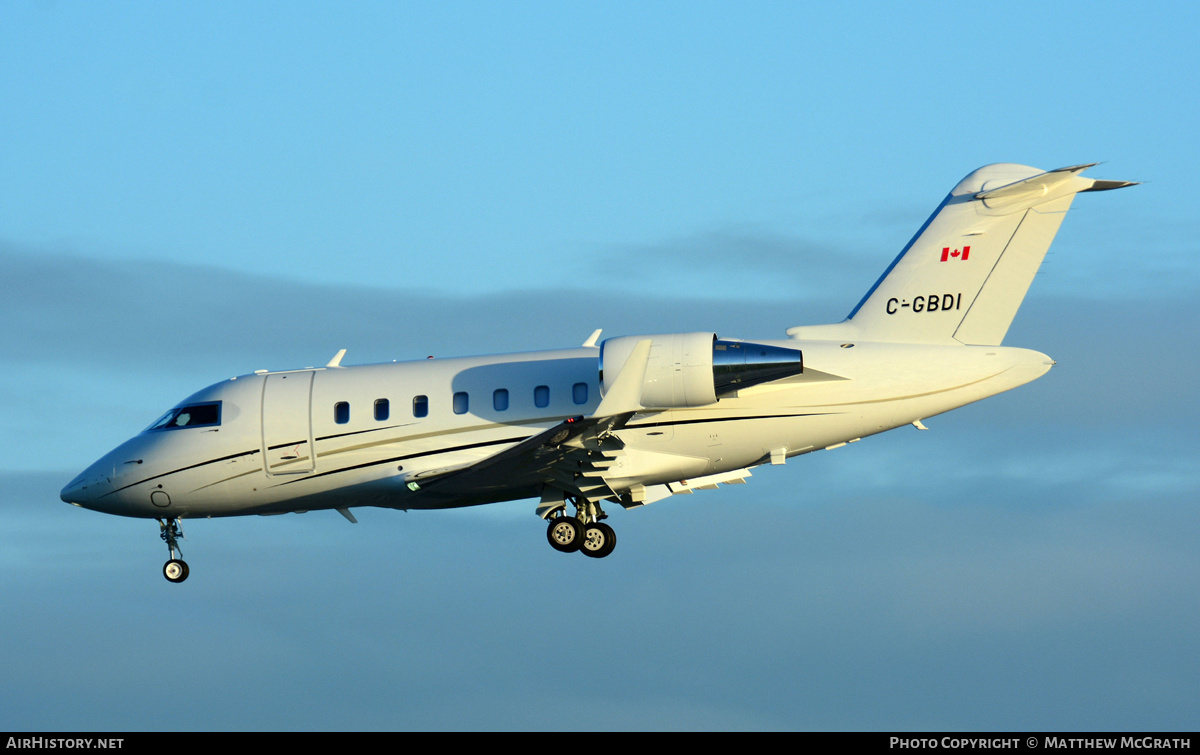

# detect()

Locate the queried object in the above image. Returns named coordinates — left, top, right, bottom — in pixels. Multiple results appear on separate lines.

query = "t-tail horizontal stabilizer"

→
left=787, top=163, right=1136, bottom=346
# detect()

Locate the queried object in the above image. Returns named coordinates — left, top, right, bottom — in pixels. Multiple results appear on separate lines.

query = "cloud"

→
left=6, top=238, right=1198, bottom=470
left=4, top=236, right=1198, bottom=730
left=2, top=239, right=836, bottom=471
left=593, top=224, right=880, bottom=304
left=1, top=241, right=823, bottom=374
left=4, top=467, right=1198, bottom=730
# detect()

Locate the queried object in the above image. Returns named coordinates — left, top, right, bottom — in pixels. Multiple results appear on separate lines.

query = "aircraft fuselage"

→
left=62, top=339, right=1052, bottom=521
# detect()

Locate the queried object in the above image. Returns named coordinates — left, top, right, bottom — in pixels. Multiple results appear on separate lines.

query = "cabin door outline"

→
left=261, top=371, right=316, bottom=475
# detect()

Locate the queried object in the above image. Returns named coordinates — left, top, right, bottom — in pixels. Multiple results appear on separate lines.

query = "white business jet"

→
left=61, top=163, right=1134, bottom=582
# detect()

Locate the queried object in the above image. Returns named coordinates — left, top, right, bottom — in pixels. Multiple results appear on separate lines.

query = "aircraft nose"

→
left=60, top=471, right=107, bottom=507
left=63, top=436, right=164, bottom=515
left=60, top=479, right=80, bottom=504
left=60, top=449, right=127, bottom=510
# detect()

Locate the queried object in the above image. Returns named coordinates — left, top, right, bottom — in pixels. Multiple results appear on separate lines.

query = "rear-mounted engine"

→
left=599, top=332, right=804, bottom=409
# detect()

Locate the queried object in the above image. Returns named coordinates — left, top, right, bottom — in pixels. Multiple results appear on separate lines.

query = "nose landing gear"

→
left=158, top=518, right=189, bottom=583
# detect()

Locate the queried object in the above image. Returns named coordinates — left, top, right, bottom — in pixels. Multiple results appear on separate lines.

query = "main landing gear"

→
left=158, top=518, right=189, bottom=583
left=545, top=499, right=617, bottom=559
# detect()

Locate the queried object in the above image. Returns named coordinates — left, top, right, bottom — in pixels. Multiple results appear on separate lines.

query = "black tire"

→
left=164, top=559, right=189, bottom=583
left=546, top=517, right=584, bottom=553
left=597, top=522, right=616, bottom=557
left=581, top=522, right=616, bottom=558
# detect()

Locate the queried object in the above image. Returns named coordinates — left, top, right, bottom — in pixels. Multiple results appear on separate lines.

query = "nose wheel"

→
left=158, top=518, right=189, bottom=583
left=163, top=558, right=189, bottom=582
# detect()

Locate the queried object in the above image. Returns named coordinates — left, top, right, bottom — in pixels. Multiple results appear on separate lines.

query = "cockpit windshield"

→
left=146, top=401, right=222, bottom=432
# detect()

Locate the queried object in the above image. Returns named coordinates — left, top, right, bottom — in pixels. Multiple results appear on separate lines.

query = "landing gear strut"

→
left=158, top=518, right=189, bottom=583
left=545, top=498, right=617, bottom=559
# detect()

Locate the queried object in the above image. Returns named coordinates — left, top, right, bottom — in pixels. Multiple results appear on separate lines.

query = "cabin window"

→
left=534, top=385, right=549, bottom=408
left=334, top=402, right=350, bottom=424
left=146, top=401, right=222, bottom=432
left=375, top=399, right=389, bottom=421
left=493, top=389, right=509, bottom=412
left=413, top=395, right=428, bottom=418
left=573, top=382, right=588, bottom=405
left=453, top=392, right=469, bottom=415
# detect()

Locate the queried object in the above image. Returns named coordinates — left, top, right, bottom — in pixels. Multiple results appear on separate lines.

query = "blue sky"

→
left=2, top=1, right=1198, bottom=731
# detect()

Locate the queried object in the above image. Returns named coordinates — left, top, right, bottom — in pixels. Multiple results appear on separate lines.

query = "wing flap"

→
left=404, top=415, right=616, bottom=497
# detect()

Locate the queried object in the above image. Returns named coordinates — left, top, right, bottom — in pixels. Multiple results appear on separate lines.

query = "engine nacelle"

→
left=599, top=332, right=804, bottom=410
left=600, top=332, right=718, bottom=409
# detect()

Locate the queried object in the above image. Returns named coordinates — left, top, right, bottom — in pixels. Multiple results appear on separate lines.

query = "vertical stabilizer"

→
left=787, top=163, right=1135, bottom=345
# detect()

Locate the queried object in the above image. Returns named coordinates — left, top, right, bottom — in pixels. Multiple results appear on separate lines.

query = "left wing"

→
left=403, top=339, right=655, bottom=507
left=403, top=411, right=634, bottom=506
